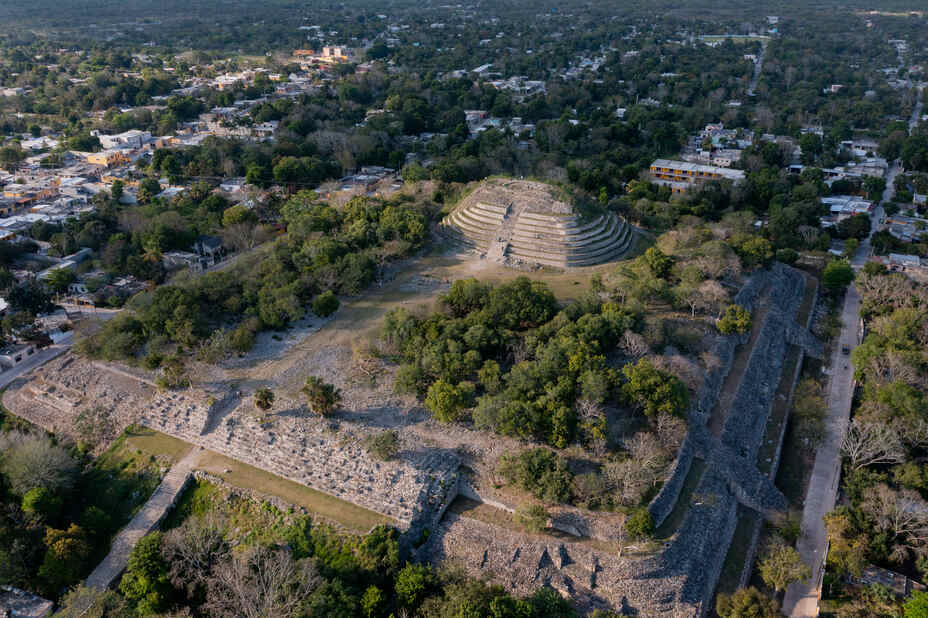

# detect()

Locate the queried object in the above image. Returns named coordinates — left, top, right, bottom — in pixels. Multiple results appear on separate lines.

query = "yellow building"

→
left=86, top=150, right=131, bottom=167
left=648, top=158, right=745, bottom=194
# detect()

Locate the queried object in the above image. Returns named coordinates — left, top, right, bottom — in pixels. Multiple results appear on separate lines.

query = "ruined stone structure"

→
left=3, top=360, right=460, bottom=531
left=418, top=264, right=823, bottom=616
left=441, top=178, right=634, bottom=268
left=3, top=264, right=820, bottom=616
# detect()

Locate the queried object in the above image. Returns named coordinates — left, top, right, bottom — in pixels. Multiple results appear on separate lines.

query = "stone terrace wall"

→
left=4, top=355, right=460, bottom=532
left=648, top=269, right=771, bottom=526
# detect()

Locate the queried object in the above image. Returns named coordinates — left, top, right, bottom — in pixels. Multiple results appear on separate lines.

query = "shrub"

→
left=516, top=504, right=549, bottom=533
left=301, top=376, right=341, bottom=416
left=498, top=448, right=573, bottom=504
left=776, top=248, right=799, bottom=264
left=822, top=259, right=854, bottom=294
left=253, top=387, right=275, bottom=411
left=424, top=379, right=473, bottom=423
left=625, top=507, right=654, bottom=540
left=364, top=430, right=399, bottom=461
left=717, top=304, right=752, bottom=335
left=312, top=290, right=340, bottom=317
left=621, top=359, right=690, bottom=418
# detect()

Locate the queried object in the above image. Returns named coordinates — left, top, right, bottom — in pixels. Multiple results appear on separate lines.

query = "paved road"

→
left=783, top=92, right=906, bottom=614
left=747, top=42, right=767, bottom=96
left=0, top=333, right=72, bottom=390
left=85, top=448, right=199, bottom=590
left=910, top=83, right=923, bottom=132
left=783, top=283, right=860, bottom=617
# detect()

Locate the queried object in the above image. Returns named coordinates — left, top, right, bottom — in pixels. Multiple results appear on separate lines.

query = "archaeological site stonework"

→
left=3, top=262, right=820, bottom=616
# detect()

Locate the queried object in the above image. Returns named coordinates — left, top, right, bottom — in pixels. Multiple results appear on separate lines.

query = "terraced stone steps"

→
left=442, top=180, right=633, bottom=269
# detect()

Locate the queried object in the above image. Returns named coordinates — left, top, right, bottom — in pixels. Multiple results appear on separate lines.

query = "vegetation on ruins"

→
left=301, top=376, right=342, bottom=417
left=362, top=430, right=399, bottom=462
left=757, top=541, right=810, bottom=593
left=716, top=304, right=752, bottom=335
left=253, top=387, right=275, bottom=412
left=56, top=478, right=587, bottom=617
left=716, top=587, right=780, bottom=618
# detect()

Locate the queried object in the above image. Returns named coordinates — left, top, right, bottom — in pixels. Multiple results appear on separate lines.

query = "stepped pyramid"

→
left=440, top=179, right=633, bottom=269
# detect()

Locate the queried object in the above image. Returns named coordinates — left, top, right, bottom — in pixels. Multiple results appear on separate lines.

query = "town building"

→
left=648, top=159, right=746, bottom=193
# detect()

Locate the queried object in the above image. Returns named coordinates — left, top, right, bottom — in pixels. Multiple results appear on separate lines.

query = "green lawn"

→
left=195, top=450, right=396, bottom=533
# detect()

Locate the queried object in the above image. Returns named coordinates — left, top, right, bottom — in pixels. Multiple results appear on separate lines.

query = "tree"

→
left=424, top=379, right=471, bottom=423
left=758, top=542, right=810, bottom=592
left=905, top=590, right=928, bottom=618
left=55, top=586, right=132, bottom=618
left=621, top=359, right=690, bottom=418
left=119, top=532, right=171, bottom=616
left=137, top=178, right=161, bottom=204
left=0, top=431, right=79, bottom=494
left=301, top=376, right=341, bottom=416
left=312, top=290, right=339, bottom=317
left=21, top=487, right=62, bottom=520
left=841, top=419, right=905, bottom=471
left=717, top=304, right=752, bottom=335
left=716, top=587, right=779, bottom=618
left=110, top=179, right=124, bottom=201
left=395, top=562, right=435, bottom=609
left=222, top=204, right=257, bottom=227
left=625, top=508, right=654, bottom=540
left=644, top=246, right=673, bottom=278
left=825, top=509, right=868, bottom=577
left=39, top=525, right=93, bottom=593
left=204, top=546, right=319, bottom=618
left=836, top=214, right=871, bottom=240
left=44, top=267, right=76, bottom=294
left=361, top=585, right=384, bottom=618
left=822, top=260, right=855, bottom=294
left=254, top=387, right=275, bottom=412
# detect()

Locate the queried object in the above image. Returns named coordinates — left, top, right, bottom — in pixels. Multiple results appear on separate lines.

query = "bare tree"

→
left=620, top=331, right=649, bottom=360
left=900, top=418, right=928, bottom=451
left=655, top=412, right=686, bottom=451
left=861, top=484, right=928, bottom=562
left=162, top=514, right=229, bottom=597
left=221, top=222, right=271, bottom=252
left=205, top=546, right=320, bottom=618
left=0, top=431, right=79, bottom=494
left=841, top=420, right=905, bottom=471
left=576, top=398, right=608, bottom=456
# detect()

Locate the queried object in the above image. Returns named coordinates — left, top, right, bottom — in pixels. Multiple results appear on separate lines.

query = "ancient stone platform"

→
left=440, top=178, right=633, bottom=268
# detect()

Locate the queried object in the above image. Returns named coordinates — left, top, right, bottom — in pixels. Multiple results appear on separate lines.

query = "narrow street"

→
left=746, top=41, right=767, bottom=97
left=782, top=283, right=860, bottom=617
left=784, top=82, right=910, bottom=613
